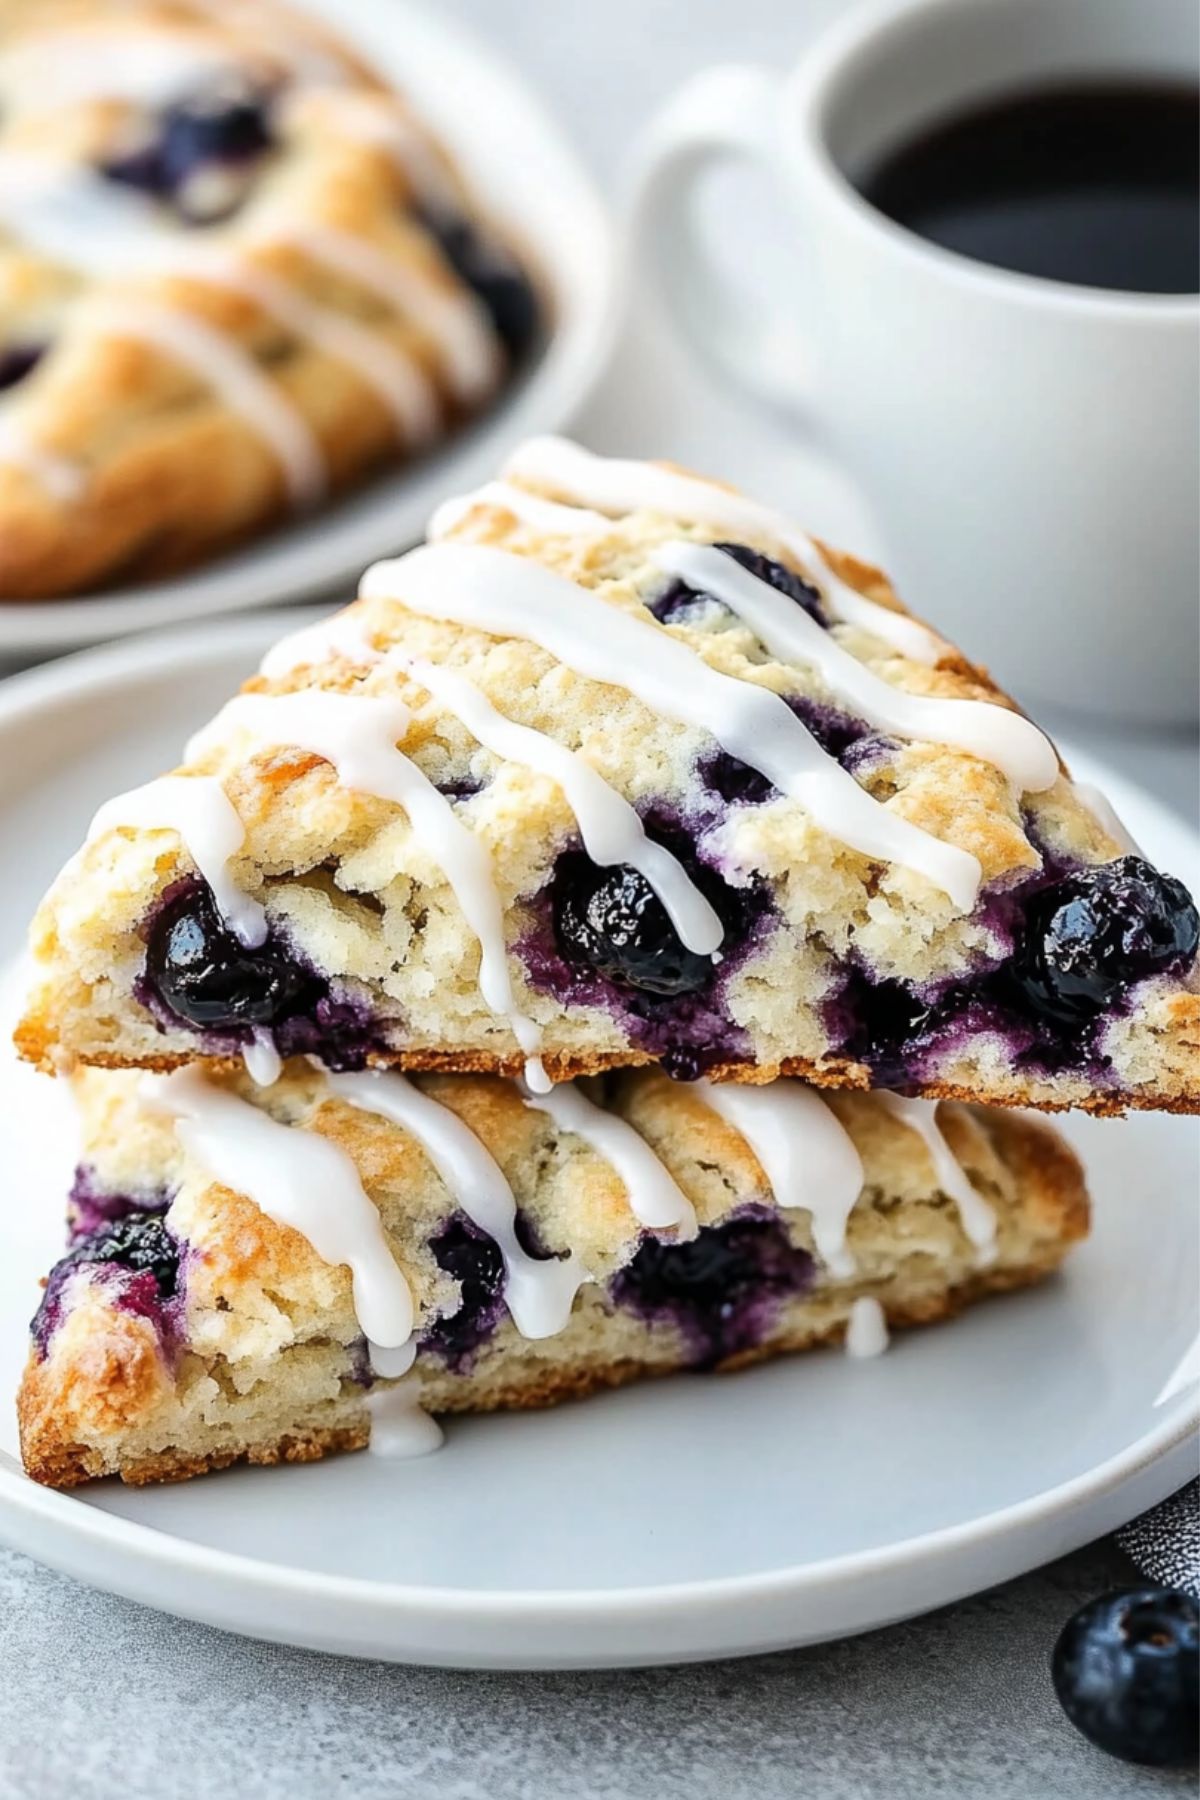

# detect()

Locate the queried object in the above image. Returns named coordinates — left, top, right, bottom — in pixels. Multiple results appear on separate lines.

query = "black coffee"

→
left=859, top=83, right=1199, bottom=293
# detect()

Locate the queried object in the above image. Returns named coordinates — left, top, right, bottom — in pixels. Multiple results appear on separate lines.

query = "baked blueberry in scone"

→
left=15, top=439, right=1200, bottom=1112
left=18, top=1061, right=1088, bottom=1486
left=0, top=0, right=538, bottom=597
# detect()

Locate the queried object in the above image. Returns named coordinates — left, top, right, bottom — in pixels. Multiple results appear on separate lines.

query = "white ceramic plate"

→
left=0, top=618, right=1195, bottom=1669
left=0, top=1, right=615, bottom=656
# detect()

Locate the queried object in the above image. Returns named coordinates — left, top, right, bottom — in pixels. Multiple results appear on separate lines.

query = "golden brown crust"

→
left=19, top=1253, right=1074, bottom=1488
left=16, top=1062, right=1090, bottom=1487
left=16, top=1024, right=1197, bottom=1118
left=19, top=1396, right=368, bottom=1489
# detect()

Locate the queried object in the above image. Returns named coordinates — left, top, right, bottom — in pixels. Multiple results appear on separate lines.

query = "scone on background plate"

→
left=0, top=0, right=539, bottom=597
left=19, top=1061, right=1089, bottom=1487
left=16, top=440, right=1199, bottom=1114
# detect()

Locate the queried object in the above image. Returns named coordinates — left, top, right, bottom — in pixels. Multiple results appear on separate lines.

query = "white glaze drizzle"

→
left=521, top=1081, right=697, bottom=1236
left=359, top=542, right=982, bottom=909
left=1073, top=782, right=1143, bottom=856
left=369, top=1339, right=417, bottom=1378
left=845, top=1295, right=889, bottom=1358
left=0, top=153, right=181, bottom=278
left=0, top=28, right=247, bottom=114
left=874, top=1092, right=997, bottom=1259
left=142, top=1068, right=414, bottom=1347
left=691, top=1079, right=861, bottom=1277
left=259, top=608, right=382, bottom=678
left=655, top=541, right=1058, bottom=793
left=87, top=774, right=266, bottom=948
left=82, top=296, right=325, bottom=507
left=242, top=1029, right=283, bottom=1088
left=326, top=1069, right=587, bottom=1336
left=266, top=223, right=500, bottom=403
left=428, top=479, right=611, bottom=543
left=405, top=655, right=723, bottom=957
left=188, top=691, right=545, bottom=1073
left=366, top=1378, right=444, bottom=1458
left=168, top=251, right=440, bottom=446
left=0, top=413, right=83, bottom=502
left=504, top=438, right=945, bottom=664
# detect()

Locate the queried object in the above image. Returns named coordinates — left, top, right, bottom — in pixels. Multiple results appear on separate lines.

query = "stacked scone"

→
left=16, top=439, right=1200, bottom=1485
left=0, top=0, right=538, bottom=595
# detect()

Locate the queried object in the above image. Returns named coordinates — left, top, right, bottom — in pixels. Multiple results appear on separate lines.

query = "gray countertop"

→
left=1, top=1535, right=1194, bottom=1800
left=2, top=1, right=1197, bottom=1794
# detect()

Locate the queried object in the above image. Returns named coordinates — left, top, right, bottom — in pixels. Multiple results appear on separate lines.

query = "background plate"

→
left=0, top=0, right=615, bottom=655
left=0, top=618, right=1195, bottom=1668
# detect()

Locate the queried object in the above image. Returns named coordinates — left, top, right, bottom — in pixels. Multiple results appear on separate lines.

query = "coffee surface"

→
left=859, top=83, right=1199, bottom=294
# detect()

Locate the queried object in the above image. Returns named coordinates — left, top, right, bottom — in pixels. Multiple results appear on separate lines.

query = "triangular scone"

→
left=17, top=440, right=1200, bottom=1112
left=19, top=1061, right=1087, bottom=1487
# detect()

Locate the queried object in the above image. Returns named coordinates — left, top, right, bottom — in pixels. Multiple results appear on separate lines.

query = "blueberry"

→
left=435, top=773, right=484, bottom=802
left=698, top=750, right=776, bottom=807
left=652, top=541, right=826, bottom=627
left=67, top=1164, right=171, bottom=1245
left=31, top=1211, right=180, bottom=1353
left=617, top=1223, right=765, bottom=1315
left=1014, top=855, right=1200, bottom=1024
left=612, top=1215, right=814, bottom=1367
left=701, top=697, right=878, bottom=782
left=1052, top=1587, right=1199, bottom=1766
left=552, top=855, right=715, bottom=998
left=103, top=83, right=272, bottom=211
left=68, top=1211, right=180, bottom=1297
left=787, top=694, right=874, bottom=763
left=419, top=1217, right=506, bottom=1370
left=833, top=970, right=945, bottom=1085
left=159, top=88, right=272, bottom=182
left=0, top=343, right=44, bottom=391
left=715, top=542, right=826, bottom=623
left=144, top=882, right=318, bottom=1032
left=417, top=206, right=539, bottom=362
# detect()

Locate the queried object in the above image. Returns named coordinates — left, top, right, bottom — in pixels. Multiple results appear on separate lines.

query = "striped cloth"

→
left=1117, top=1480, right=1200, bottom=1598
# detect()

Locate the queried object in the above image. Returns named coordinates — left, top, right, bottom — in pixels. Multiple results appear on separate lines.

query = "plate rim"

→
left=1, top=1392, right=1196, bottom=1621
left=0, top=613, right=1196, bottom=1664
left=0, top=0, right=617, bottom=652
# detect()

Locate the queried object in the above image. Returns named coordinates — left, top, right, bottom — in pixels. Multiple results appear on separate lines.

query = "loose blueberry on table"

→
left=1051, top=1586, right=1199, bottom=1766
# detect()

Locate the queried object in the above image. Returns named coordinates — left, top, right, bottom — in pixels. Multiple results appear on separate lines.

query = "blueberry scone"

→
left=0, top=0, right=537, bottom=596
left=16, top=440, right=1200, bottom=1111
left=19, top=1061, right=1087, bottom=1486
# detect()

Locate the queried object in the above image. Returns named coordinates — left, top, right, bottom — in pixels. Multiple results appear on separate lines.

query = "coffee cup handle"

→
left=628, top=65, right=814, bottom=419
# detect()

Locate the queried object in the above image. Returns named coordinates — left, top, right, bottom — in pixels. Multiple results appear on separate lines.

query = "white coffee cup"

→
left=631, top=0, right=1199, bottom=726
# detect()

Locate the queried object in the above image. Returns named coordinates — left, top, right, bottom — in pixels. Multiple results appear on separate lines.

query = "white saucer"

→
left=0, top=1, right=615, bottom=656
left=0, top=618, right=1195, bottom=1669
